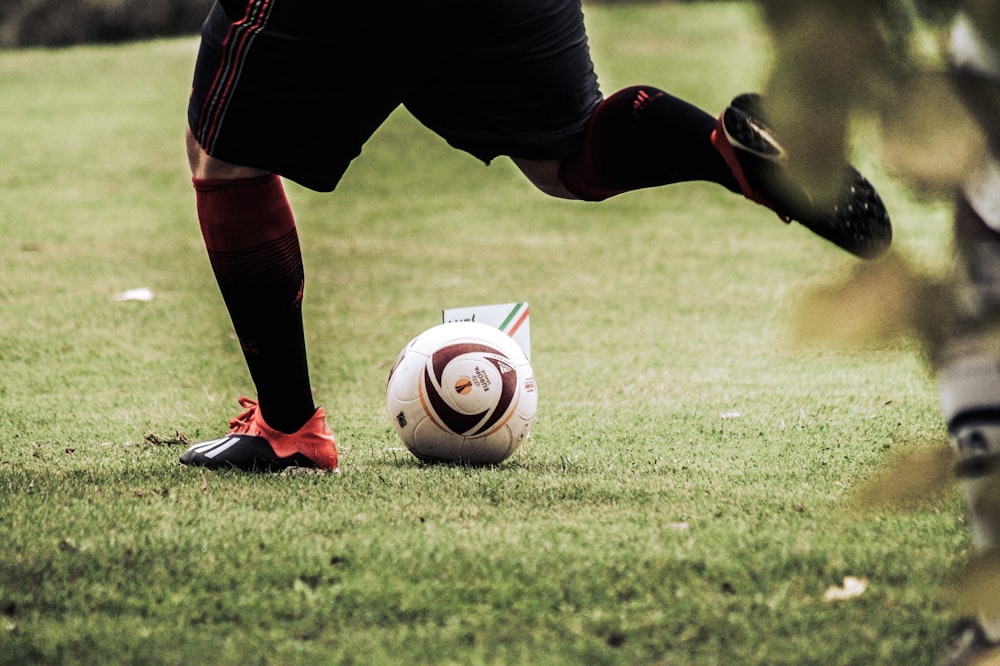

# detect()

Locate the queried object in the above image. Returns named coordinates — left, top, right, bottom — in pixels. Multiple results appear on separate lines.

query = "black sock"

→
left=560, top=86, right=740, bottom=201
left=194, top=176, right=316, bottom=434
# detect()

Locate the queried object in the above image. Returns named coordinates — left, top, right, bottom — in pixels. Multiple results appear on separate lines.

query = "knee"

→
left=511, top=157, right=581, bottom=200
left=186, top=126, right=271, bottom=180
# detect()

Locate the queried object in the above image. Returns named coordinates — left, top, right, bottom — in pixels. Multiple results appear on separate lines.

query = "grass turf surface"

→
left=0, top=3, right=969, bottom=664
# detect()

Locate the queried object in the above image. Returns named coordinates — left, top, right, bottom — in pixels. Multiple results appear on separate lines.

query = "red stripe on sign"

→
left=507, top=307, right=529, bottom=337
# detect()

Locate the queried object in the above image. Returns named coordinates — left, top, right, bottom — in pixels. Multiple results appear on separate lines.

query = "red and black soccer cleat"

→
left=712, top=93, right=892, bottom=260
left=180, top=397, right=339, bottom=472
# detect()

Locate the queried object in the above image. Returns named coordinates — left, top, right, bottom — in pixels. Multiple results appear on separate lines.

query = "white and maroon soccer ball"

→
left=386, top=322, right=537, bottom=464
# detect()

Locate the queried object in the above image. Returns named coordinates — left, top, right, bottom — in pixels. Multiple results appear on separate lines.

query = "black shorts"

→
left=188, top=0, right=602, bottom=192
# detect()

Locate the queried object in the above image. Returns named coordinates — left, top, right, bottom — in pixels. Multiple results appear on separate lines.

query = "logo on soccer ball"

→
left=422, top=343, right=518, bottom=436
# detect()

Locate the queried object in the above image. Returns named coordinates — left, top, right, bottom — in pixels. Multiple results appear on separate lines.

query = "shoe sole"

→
left=180, top=434, right=320, bottom=471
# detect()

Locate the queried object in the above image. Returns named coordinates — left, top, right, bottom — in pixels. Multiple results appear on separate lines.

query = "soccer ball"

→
left=386, top=321, right=537, bottom=464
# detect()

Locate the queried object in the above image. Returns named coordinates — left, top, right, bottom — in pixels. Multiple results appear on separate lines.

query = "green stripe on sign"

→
left=499, top=303, right=525, bottom=332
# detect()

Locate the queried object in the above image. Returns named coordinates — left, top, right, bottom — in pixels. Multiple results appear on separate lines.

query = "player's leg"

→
left=178, top=0, right=354, bottom=471
left=514, top=86, right=741, bottom=198
left=938, top=200, right=1000, bottom=666
left=187, top=128, right=312, bottom=436
left=554, top=86, right=892, bottom=259
left=182, top=128, right=338, bottom=471
left=938, top=10, right=1000, bottom=664
left=180, top=0, right=432, bottom=471
left=511, top=87, right=742, bottom=197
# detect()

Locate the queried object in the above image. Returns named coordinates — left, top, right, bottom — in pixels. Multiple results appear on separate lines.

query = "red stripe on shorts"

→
left=196, top=0, right=277, bottom=153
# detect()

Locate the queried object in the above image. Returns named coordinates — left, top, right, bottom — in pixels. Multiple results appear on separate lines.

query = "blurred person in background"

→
left=755, top=1, right=1000, bottom=662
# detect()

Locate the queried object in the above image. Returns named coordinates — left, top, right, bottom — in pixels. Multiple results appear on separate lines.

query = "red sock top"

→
left=193, top=174, right=296, bottom=253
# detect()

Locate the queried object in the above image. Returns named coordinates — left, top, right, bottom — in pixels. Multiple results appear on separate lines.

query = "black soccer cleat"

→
left=711, top=93, right=892, bottom=260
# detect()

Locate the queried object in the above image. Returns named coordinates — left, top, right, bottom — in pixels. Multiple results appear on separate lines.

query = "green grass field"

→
left=0, top=3, right=969, bottom=665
